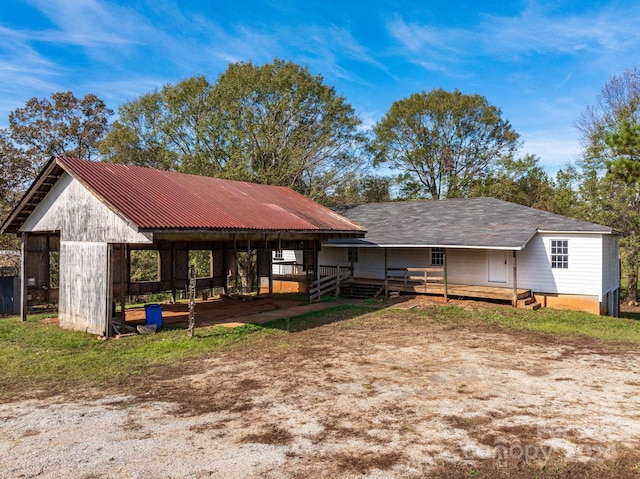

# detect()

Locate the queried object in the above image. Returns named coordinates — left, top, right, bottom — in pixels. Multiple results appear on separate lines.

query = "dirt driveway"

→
left=2, top=298, right=640, bottom=478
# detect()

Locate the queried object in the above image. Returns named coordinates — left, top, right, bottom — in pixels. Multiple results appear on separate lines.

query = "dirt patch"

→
left=2, top=301, right=640, bottom=478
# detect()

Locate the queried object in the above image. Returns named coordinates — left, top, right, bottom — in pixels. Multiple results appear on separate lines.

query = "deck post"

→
left=443, top=251, right=448, bottom=302
left=384, top=248, right=389, bottom=298
left=20, top=233, right=28, bottom=321
left=512, top=250, right=518, bottom=307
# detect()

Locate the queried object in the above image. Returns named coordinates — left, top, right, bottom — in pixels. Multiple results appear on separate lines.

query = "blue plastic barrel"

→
left=144, top=303, right=162, bottom=330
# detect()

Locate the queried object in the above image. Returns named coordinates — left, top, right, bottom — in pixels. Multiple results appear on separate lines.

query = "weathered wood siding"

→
left=517, top=233, right=603, bottom=297
left=58, top=241, right=108, bottom=335
left=20, top=173, right=152, bottom=244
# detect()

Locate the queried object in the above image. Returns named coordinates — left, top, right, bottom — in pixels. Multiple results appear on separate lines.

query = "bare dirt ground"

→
left=2, top=297, right=640, bottom=478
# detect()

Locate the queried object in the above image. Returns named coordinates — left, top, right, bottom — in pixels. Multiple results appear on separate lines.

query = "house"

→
left=318, top=198, right=620, bottom=316
left=0, top=156, right=366, bottom=335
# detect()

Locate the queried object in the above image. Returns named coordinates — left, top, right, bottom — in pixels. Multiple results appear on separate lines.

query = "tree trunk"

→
left=627, top=265, right=638, bottom=303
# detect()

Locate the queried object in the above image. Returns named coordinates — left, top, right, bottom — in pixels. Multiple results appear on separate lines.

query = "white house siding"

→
left=517, top=233, right=603, bottom=298
left=20, top=173, right=152, bottom=244
left=602, top=235, right=620, bottom=295
left=58, top=241, right=109, bottom=335
left=446, top=248, right=513, bottom=287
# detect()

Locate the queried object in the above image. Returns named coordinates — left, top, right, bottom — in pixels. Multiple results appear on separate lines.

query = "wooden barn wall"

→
left=20, top=173, right=152, bottom=244
left=25, top=234, right=60, bottom=305
left=58, top=241, right=108, bottom=335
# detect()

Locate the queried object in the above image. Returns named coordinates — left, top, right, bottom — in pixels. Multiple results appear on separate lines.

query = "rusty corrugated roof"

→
left=52, top=157, right=365, bottom=233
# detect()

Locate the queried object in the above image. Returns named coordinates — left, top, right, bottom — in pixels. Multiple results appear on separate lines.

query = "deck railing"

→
left=386, top=266, right=447, bottom=298
left=319, top=264, right=353, bottom=278
left=272, top=262, right=306, bottom=277
left=309, top=267, right=353, bottom=302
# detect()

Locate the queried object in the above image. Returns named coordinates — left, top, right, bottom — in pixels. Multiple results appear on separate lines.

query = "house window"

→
left=274, top=250, right=284, bottom=261
left=431, top=247, right=444, bottom=266
left=347, top=247, right=358, bottom=263
left=551, top=240, right=568, bottom=269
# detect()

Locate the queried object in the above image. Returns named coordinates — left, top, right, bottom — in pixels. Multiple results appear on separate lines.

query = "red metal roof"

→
left=55, top=157, right=366, bottom=233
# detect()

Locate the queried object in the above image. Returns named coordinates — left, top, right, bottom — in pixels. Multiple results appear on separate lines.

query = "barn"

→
left=0, top=156, right=366, bottom=335
left=319, top=198, right=621, bottom=316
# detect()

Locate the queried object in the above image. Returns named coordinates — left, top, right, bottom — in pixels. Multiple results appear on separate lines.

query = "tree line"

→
left=1, top=59, right=639, bottom=299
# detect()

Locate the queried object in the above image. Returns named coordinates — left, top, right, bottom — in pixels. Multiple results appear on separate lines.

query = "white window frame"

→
left=274, top=250, right=284, bottom=261
left=551, top=240, right=568, bottom=269
left=431, top=247, right=444, bottom=266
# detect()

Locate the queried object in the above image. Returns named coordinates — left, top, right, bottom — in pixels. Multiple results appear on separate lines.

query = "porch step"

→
left=339, top=282, right=384, bottom=299
left=518, top=296, right=541, bottom=310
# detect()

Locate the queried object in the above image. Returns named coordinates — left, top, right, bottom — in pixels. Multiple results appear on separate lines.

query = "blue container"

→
left=144, top=303, right=162, bottom=330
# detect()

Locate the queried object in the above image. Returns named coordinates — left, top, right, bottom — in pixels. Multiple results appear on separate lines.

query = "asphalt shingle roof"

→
left=330, top=197, right=614, bottom=250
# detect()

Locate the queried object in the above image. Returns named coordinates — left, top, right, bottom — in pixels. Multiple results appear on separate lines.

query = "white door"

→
left=488, top=250, right=509, bottom=283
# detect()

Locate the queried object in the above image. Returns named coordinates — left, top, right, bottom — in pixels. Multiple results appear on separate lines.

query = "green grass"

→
left=0, top=304, right=368, bottom=401
left=2, top=301, right=640, bottom=401
left=417, top=302, right=640, bottom=344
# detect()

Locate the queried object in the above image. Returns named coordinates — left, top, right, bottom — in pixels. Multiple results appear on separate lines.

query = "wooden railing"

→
left=272, top=262, right=306, bottom=277
left=319, top=264, right=352, bottom=278
left=309, top=268, right=352, bottom=302
left=386, top=266, right=447, bottom=297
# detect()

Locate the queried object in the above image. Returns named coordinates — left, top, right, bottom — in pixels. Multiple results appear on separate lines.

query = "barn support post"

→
left=20, top=232, right=28, bottom=322
left=268, top=249, right=274, bottom=295
left=512, top=250, right=518, bottom=307
left=120, top=244, right=127, bottom=325
left=384, top=248, right=389, bottom=298
left=44, top=235, right=51, bottom=307
left=222, top=243, right=228, bottom=294
left=105, top=244, right=114, bottom=338
left=170, top=242, right=177, bottom=303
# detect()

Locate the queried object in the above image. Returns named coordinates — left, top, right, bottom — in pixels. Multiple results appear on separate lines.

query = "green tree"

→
left=101, top=76, right=212, bottom=171
left=372, top=89, right=520, bottom=199
left=605, top=119, right=640, bottom=184
left=576, top=67, right=640, bottom=302
left=0, top=91, right=112, bottom=248
left=469, top=154, right=555, bottom=210
left=102, top=60, right=367, bottom=203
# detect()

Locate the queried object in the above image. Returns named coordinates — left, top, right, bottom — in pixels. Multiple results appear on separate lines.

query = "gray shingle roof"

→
left=329, top=197, right=614, bottom=250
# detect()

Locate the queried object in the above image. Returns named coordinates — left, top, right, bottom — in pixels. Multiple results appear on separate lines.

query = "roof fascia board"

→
left=323, top=243, right=523, bottom=251
left=0, top=156, right=60, bottom=234
left=537, top=229, right=612, bottom=235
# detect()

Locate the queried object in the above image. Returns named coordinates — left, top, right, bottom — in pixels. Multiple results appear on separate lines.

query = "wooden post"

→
left=384, top=248, right=389, bottom=298
left=443, top=251, right=448, bottom=303
left=170, top=242, right=177, bottom=303
left=105, top=244, right=114, bottom=338
left=247, top=234, right=251, bottom=294
left=222, top=243, right=228, bottom=294
left=120, top=244, right=127, bottom=325
left=512, top=250, right=518, bottom=307
left=268, top=249, right=274, bottom=295
left=188, top=265, right=196, bottom=337
left=20, top=233, right=28, bottom=322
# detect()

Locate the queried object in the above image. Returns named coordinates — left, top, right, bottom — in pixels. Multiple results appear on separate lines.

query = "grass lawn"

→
left=2, top=300, right=640, bottom=478
left=1, top=301, right=640, bottom=402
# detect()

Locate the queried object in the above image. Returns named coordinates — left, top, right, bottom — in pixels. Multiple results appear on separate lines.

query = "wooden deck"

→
left=351, top=277, right=531, bottom=302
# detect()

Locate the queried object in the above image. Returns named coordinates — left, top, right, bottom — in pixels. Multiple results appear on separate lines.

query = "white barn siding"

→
left=20, top=173, right=152, bottom=244
left=318, top=247, right=345, bottom=267
left=517, top=234, right=602, bottom=297
left=58, top=241, right=109, bottom=335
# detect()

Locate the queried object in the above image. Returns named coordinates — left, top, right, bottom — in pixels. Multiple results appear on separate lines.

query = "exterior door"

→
left=0, top=276, right=15, bottom=314
left=488, top=250, right=509, bottom=283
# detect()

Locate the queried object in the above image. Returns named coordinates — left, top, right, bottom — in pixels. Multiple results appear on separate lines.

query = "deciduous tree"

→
left=372, top=89, right=520, bottom=199
left=102, top=60, right=367, bottom=203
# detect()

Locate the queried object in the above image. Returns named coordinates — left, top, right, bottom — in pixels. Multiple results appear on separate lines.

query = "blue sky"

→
left=1, top=0, right=639, bottom=175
